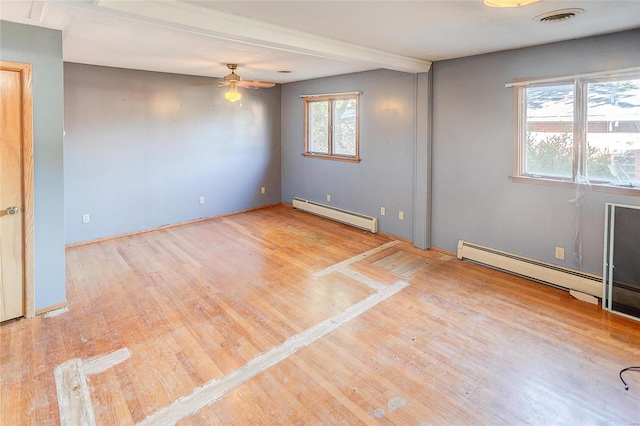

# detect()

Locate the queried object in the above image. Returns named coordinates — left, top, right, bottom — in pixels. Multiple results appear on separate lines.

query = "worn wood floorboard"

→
left=1, top=204, right=640, bottom=425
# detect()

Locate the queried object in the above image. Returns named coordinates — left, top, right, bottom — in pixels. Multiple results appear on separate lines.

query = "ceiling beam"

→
left=94, top=0, right=431, bottom=74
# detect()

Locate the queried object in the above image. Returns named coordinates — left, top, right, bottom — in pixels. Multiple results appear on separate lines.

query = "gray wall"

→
left=0, top=21, right=65, bottom=310
left=64, top=63, right=281, bottom=244
left=281, top=69, right=417, bottom=240
left=432, top=29, right=640, bottom=276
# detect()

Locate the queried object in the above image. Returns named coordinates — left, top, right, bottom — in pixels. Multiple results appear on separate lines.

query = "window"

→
left=515, top=71, right=640, bottom=192
left=303, top=93, right=359, bottom=162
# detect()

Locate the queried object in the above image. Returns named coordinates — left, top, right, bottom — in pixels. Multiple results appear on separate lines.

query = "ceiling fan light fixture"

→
left=225, top=83, right=242, bottom=103
left=484, top=0, right=540, bottom=7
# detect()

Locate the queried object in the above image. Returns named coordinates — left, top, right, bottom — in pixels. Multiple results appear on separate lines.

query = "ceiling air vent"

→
left=533, top=8, right=583, bottom=23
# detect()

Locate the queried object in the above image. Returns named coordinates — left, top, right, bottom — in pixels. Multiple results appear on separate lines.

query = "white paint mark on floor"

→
left=339, top=268, right=387, bottom=291
left=137, top=280, right=410, bottom=426
left=55, top=359, right=95, bottom=426
left=82, top=348, right=131, bottom=375
left=54, top=348, right=131, bottom=426
left=372, top=396, right=406, bottom=420
left=388, top=396, right=407, bottom=412
left=44, top=307, right=69, bottom=318
left=313, top=241, right=399, bottom=277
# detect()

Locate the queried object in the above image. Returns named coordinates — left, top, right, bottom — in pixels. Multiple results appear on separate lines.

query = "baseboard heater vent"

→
left=457, top=240, right=602, bottom=297
left=292, top=197, right=378, bottom=233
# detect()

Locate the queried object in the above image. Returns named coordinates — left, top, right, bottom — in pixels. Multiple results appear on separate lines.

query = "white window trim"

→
left=511, top=69, right=640, bottom=196
left=505, top=67, right=640, bottom=88
left=302, top=92, right=360, bottom=163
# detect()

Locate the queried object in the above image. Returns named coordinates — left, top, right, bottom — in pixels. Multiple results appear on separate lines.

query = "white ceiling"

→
left=1, top=0, right=639, bottom=83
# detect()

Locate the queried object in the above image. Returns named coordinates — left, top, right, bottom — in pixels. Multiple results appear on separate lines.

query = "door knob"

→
left=4, top=206, right=19, bottom=215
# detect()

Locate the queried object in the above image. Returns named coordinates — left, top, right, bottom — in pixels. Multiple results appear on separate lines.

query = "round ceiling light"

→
left=533, top=8, right=584, bottom=23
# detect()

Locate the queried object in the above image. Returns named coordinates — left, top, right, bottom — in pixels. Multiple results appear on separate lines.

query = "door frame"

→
left=1, top=61, right=35, bottom=318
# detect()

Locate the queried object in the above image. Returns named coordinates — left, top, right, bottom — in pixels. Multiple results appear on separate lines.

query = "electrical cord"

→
left=619, top=366, right=640, bottom=390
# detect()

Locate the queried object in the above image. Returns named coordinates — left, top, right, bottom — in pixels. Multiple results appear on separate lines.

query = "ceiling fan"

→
left=219, top=64, right=275, bottom=102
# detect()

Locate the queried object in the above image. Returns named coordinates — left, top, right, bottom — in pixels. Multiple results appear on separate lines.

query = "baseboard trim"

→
left=35, top=301, right=68, bottom=316
left=377, top=231, right=412, bottom=245
left=66, top=203, right=282, bottom=248
left=428, top=247, right=457, bottom=257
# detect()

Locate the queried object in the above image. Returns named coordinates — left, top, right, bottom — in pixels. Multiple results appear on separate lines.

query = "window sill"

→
left=302, top=153, right=360, bottom=163
left=509, top=175, right=640, bottom=197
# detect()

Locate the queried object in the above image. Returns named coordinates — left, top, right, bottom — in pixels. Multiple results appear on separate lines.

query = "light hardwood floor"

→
left=2, top=204, right=640, bottom=425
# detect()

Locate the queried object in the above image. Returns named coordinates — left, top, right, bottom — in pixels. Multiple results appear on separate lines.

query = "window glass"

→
left=586, top=79, right=640, bottom=185
left=333, top=98, right=357, bottom=157
left=515, top=71, right=640, bottom=193
left=524, top=84, right=574, bottom=179
left=308, top=101, right=329, bottom=154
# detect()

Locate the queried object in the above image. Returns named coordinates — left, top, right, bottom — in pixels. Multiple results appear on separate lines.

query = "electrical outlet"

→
left=82, top=214, right=90, bottom=224
left=555, top=247, right=565, bottom=260
left=399, top=211, right=404, bottom=220
left=327, top=194, right=331, bottom=202
left=199, top=196, right=205, bottom=204
left=261, top=187, right=266, bottom=194
left=380, top=207, right=386, bottom=216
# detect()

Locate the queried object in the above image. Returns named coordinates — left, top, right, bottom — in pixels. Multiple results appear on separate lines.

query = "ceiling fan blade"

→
left=238, top=80, right=276, bottom=89
left=190, top=78, right=232, bottom=86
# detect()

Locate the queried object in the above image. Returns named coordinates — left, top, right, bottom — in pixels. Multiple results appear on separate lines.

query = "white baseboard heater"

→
left=292, top=197, right=378, bottom=233
left=457, top=240, right=602, bottom=297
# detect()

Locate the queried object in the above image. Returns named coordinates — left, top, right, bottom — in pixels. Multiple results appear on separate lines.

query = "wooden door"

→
left=0, top=63, right=32, bottom=321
